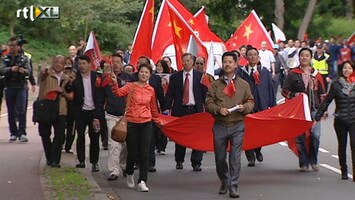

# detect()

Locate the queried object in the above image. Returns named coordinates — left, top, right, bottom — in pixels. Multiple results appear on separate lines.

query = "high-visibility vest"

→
left=312, top=53, right=329, bottom=75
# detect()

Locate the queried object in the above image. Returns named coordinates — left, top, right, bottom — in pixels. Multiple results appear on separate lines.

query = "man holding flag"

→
left=206, top=51, right=254, bottom=198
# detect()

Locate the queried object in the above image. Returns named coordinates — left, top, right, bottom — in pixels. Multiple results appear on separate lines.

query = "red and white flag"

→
left=130, top=0, right=155, bottom=67
left=84, top=31, right=102, bottom=71
left=225, top=10, right=274, bottom=51
left=167, top=1, right=209, bottom=71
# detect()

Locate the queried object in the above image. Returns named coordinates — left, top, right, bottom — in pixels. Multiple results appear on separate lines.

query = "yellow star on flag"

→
left=243, top=23, right=253, bottom=41
left=188, top=19, right=195, bottom=26
left=173, top=20, right=182, bottom=39
left=149, top=6, right=154, bottom=22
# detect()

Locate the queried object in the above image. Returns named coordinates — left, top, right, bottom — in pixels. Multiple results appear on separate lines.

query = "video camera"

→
left=17, top=34, right=28, bottom=47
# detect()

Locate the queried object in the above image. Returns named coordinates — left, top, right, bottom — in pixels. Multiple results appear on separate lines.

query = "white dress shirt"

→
left=259, top=49, right=275, bottom=71
left=82, top=73, right=95, bottom=110
left=183, top=69, right=196, bottom=105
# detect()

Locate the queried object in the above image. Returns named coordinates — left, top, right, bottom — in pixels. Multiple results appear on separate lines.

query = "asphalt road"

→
left=93, top=101, right=355, bottom=200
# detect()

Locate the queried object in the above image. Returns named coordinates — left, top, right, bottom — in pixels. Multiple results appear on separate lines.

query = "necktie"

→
left=183, top=73, right=190, bottom=105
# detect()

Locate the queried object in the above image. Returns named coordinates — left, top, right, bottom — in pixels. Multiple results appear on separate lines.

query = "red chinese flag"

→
left=130, top=0, right=155, bottom=67
left=223, top=81, right=236, bottom=97
left=167, top=1, right=209, bottom=71
left=192, top=6, right=223, bottom=43
left=225, top=10, right=274, bottom=51
left=200, top=74, right=211, bottom=88
left=159, top=94, right=312, bottom=152
left=45, top=90, right=58, bottom=100
left=84, top=32, right=102, bottom=71
left=151, top=0, right=194, bottom=63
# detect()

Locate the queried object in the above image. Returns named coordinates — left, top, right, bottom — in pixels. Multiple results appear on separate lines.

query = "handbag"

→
left=32, top=98, right=59, bottom=123
left=111, top=84, right=135, bottom=143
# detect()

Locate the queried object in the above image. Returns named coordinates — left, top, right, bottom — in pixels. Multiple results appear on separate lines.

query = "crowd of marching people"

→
left=1, top=35, right=355, bottom=198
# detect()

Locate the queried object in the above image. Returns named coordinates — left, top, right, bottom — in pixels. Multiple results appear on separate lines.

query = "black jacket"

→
left=66, top=71, right=105, bottom=120
left=315, top=79, right=355, bottom=124
left=164, top=70, right=208, bottom=116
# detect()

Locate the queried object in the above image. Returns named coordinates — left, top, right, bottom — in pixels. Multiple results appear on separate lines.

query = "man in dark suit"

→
left=67, top=55, right=104, bottom=172
left=164, top=53, right=208, bottom=171
left=237, top=47, right=276, bottom=167
left=134, top=56, right=165, bottom=172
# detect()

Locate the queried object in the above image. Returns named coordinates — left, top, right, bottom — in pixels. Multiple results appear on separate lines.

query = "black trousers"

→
left=39, top=115, right=66, bottom=164
left=64, top=116, right=76, bottom=151
left=76, top=110, right=100, bottom=164
left=100, top=118, right=108, bottom=148
left=0, top=78, right=4, bottom=110
left=126, top=121, right=152, bottom=182
left=155, top=125, right=168, bottom=152
left=174, top=106, right=203, bottom=166
left=334, top=118, right=355, bottom=175
left=245, top=147, right=262, bottom=162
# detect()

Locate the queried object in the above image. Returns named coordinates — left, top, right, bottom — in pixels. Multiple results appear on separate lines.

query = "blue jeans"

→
left=213, top=121, right=245, bottom=192
left=296, top=111, right=321, bottom=167
left=332, top=60, right=338, bottom=77
left=5, top=88, right=27, bottom=137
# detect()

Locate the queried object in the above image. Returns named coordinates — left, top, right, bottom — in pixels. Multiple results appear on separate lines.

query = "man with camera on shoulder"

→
left=0, top=37, right=31, bottom=143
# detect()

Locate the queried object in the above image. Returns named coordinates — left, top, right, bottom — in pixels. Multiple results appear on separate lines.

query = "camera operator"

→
left=0, top=37, right=31, bottom=143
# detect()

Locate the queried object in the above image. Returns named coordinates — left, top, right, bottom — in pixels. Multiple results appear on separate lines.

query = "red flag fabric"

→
left=225, top=10, right=274, bottom=51
left=160, top=94, right=312, bottom=151
left=84, top=32, right=102, bottom=71
left=193, top=6, right=223, bottom=43
left=347, top=31, right=355, bottom=45
left=252, top=70, right=260, bottom=85
left=223, top=81, right=236, bottom=97
left=200, top=73, right=211, bottom=88
left=167, top=1, right=209, bottom=70
left=348, top=72, right=355, bottom=83
left=45, top=90, right=58, bottom=100
left=130, top=0, right=155, bottom=67
left=151, top=0, right=194, bottom=63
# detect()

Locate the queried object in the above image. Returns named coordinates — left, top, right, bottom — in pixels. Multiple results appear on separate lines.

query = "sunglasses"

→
left=195, top=62, right=204, bottom=65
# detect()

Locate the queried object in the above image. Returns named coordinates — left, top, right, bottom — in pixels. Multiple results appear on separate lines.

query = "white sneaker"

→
left=137, top=181, right=149, bottom=192
left=126, top=174, right=135, bottom=188
left=9, top=135, right=17, bottom=143
left=19, top=135, right=28, bottom=142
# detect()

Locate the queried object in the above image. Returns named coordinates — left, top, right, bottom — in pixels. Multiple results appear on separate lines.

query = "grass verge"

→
left=43, top=167, right=94, bottom=200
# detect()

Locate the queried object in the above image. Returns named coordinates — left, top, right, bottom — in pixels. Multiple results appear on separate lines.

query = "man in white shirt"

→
left=258, top=41, right=276, bottom=78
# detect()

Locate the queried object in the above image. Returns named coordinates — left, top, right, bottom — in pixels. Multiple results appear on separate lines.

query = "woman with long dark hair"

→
left=315, top=61, right=355, bottom=181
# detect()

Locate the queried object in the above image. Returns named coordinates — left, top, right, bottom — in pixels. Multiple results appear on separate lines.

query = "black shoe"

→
left=192, top=165, right=202, bottom=172
left=255, top=152, right=263, bottom=162
left=218, top=184, right=228, bottom=194
left=50, top=163, right=61, bottom=168
left=148, top=166, right=157, bottom=172
left=341, top=174, right=349, bottom=180
left=65, top=150, right=74, bottom=154
left=247, top=160, right=255, bottom=167
left=108, top=174, right=118, bottom=181
left=46, top=160, right=52, bottom=166
left=92, top=164, right=100, bottom=172
left=103, top=146, right=108, bottom=150
left=176, top=162, right=183, bottom=170
left=229, top=189, right=240, bottom=198
left=75, top=162, right=85, bottom=168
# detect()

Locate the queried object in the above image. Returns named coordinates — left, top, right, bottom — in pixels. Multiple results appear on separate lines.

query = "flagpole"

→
left=251, top=10, right=275, bottom=46
left=151, top=0, right=166, bottom=49
left=132, top=0, right=151, bottom=53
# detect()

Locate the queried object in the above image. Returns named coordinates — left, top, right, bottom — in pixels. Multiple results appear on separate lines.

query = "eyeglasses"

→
left=195, top=62, right=204, bottom=65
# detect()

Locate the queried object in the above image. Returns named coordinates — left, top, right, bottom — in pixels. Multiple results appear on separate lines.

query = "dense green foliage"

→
left=0, top=0, right=353, bottom=65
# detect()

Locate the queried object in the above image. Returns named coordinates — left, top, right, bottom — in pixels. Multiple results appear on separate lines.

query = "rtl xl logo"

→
left=17, top=6, right=60, bottom=21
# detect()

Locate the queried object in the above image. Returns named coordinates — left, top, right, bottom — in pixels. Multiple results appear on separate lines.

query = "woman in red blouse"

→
left=111, top=63, right=162, bottom=192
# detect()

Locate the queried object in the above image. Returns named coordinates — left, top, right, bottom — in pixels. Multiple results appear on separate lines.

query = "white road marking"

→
left=320, top=164, right=353, bottom=179
left=331, top=155, right=339, bottom=159
left=278, top=142, right=288, bottom=146
left=319, top=148, right=329, bottom=153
